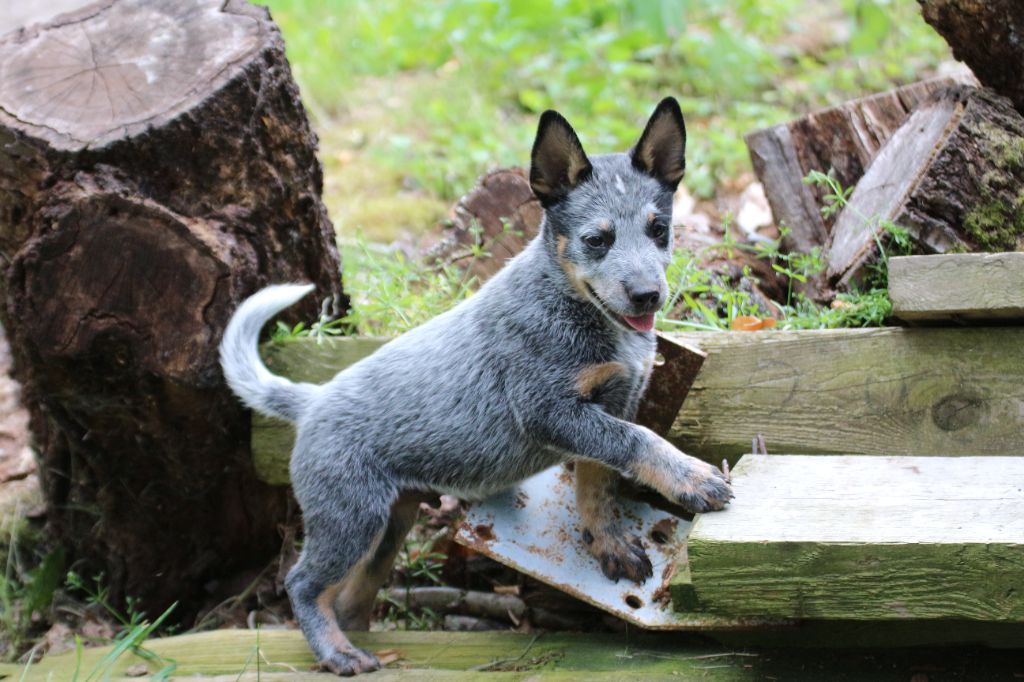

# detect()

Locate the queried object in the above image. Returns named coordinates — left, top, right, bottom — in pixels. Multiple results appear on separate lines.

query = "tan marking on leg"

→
left=575, top=460, right=617, bottom=531
left=632, top=439, right=698, bottom=500
left=576, top=461, right=653, bottom=583
left=316, top=582, right=357, bottom=653
left=334, top=491, right=430, bottom=630
left=575, top=361, right=627, bottom=399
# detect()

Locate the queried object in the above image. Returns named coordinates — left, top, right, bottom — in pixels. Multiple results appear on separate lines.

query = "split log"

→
left=919, top=0, right=1024, bottom=116
left=427, top=168, right=542, bottom=281
left=677, top=455, right=1024, bottom=621
left=745, top=77, right=964, bottom=256
left=888, top=253, right=1024, bottom=322
left=826, top=86, right=1024, bottom=288
left=0, top=0, right=345, bottom=617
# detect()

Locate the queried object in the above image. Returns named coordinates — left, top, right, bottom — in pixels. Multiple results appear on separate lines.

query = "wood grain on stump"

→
left=826, top=85, right=1024, bottom=288
left=430, top=168, right=542, bottom=280
left=0, top=0, right=344, bottom=618
left=745, top=78, right=963, bottom=256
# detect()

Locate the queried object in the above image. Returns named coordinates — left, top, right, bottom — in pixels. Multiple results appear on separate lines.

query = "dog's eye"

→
left=651, top=222, right=668, bottom=241
left=583, top=233, right=612, bottom=249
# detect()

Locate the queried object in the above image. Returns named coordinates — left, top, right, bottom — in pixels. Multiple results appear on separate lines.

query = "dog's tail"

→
left=219, top=283, right=319, bottom=422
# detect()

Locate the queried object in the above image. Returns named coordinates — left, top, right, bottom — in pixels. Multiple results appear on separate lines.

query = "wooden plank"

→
left=889, top=252, right=1024, bottom=321
left=251, top=327, right=1024, bottom=483
left=6, top=628, right=1024, bottom=681
left=669, top=327, right=1024, bottom=461
left=675, top=455, right=1024, bottom=621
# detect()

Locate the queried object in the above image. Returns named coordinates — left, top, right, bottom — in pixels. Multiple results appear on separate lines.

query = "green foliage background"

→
left=257, top=0, right=950, bottom=334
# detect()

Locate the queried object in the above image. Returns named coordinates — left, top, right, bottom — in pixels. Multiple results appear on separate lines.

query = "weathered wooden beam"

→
left=826, top=86, right=1024, bottom=288
left=670, top=326, right=1024, bottom=460
left=675, top=455, right=1024, bottom=621
left=252, top=326, right=1024, bottom=483
left=888, top=253, right=1024, bottom=321
left=7, top=628, right=1024, bottom=681
left=745, top=77, right=962, bottom=255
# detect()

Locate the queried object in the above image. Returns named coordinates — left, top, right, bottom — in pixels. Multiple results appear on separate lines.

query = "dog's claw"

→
left=321, top=648, right=380, bottom=677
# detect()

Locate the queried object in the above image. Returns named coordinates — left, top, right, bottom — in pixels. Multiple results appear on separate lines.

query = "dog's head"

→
left=529, top=98, right=685, bottom=333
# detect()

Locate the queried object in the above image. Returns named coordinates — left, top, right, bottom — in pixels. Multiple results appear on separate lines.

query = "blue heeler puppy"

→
left=220, top=97, right=733, bottom=675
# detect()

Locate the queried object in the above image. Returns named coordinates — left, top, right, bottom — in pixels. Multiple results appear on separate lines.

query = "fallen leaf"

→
left=375, top=648, right=402, bottom=666
left=730, top=315, right=776, bottom=331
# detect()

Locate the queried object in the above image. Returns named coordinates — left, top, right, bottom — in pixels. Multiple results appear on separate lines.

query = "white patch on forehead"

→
left=614, top=174, right=626, bottom=194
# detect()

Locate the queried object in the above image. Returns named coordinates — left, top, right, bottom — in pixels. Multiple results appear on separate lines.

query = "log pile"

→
left=0, top=0, right=344, bottom=618
left=748, top=3, right=1024, bottom=293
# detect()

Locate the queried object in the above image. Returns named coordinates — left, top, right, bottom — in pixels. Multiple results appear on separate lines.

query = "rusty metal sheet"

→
left=455, top=465, right=692, bottom=629
left=635, top=334, right=706, bottom=436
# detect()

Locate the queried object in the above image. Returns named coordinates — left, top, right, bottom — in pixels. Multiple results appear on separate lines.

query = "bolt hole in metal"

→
left=653, top=352, right=666, bottom=367
left=624, top=594, right=644, bottom=609
left=650, top=529, right=669, bottom=545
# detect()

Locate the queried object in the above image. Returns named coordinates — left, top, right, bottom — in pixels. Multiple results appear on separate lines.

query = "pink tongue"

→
left=623, top=313, right=656, bottom=332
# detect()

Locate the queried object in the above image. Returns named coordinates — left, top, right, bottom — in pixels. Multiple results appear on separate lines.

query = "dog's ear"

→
left=530, top=110, right=593, bottom=207
left=631, top=97, right=687, bottom=189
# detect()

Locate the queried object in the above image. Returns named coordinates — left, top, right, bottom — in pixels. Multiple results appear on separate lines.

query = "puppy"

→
left=220, top=97, right=732, bottom=675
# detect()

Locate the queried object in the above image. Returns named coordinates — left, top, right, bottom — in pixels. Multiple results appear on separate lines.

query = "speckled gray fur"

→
left=219, top=98, right=731, bottom=675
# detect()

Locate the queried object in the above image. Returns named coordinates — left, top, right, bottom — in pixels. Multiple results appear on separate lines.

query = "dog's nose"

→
left=628, top=289, right=661, bottom=308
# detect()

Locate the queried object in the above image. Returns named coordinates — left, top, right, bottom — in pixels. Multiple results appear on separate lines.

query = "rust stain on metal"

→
left=635, top=334, right=707, bottom=436
left=474, top=523, right=495, bottom=541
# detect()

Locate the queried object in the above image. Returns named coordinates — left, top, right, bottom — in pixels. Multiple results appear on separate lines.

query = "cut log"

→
left=826, top=85, right=1024, bottom=288
left=889, top=253, right=1024, bottom=321
left=745, top=77, right=964, bottom=256
left=252, top=327, right=1024, bottom=481
left=676, top=455, right=1024, bottom=621
left=919, top=0, right=1024, bottom=116
left=0, top=0, right=344, bottom=617
left=427, top=168, right=542, bottom=280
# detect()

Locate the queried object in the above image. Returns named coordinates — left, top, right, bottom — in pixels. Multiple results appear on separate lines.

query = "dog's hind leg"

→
left=285, top=474, right=396, bottom=676
left=575, top=461, right=653, bottom=583
left=334, top=491, right=438, bottom=630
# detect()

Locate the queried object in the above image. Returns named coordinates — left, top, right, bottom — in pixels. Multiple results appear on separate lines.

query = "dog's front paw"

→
left=320, top=647, right=380, bottom=676
left=583, top=527, right=653, bottom=584
left=669, top=458, right=733, bottom=513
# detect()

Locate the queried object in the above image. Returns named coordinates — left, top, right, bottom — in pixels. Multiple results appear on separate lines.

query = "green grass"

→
left=255, top=0, right=949, bottom=332
left=263, top=0, right=948, bottom=206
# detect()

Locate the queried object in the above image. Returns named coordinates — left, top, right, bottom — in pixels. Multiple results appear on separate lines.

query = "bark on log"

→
left=919, top=0, right=1024, bottom=116
left=826, top=85, right=1024, bottom=288
left=745, top=77, right=964, bottom=256
left=0, top=0, right=345, bottom=617
left=428, top=168, right=542, bottom=280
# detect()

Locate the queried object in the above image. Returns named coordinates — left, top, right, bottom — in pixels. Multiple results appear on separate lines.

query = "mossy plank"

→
left=6, top=629, right=1024, bottom=681
left=669, top=327, right=1024, bottom=461
left=675, top=455, right=1024, bottom=621
left=889, top=253, right=1024, bottom=321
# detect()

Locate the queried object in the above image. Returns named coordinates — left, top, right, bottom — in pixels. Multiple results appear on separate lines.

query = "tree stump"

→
left=0, top=0, right=345, bottom=618
left=428, top=168, right=542, bottom=281
left=919, top=0, right=1024, bottom=116
left=745, top=77, right=965, bottom=256
left=826, top=86, right=1024, bottom=288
